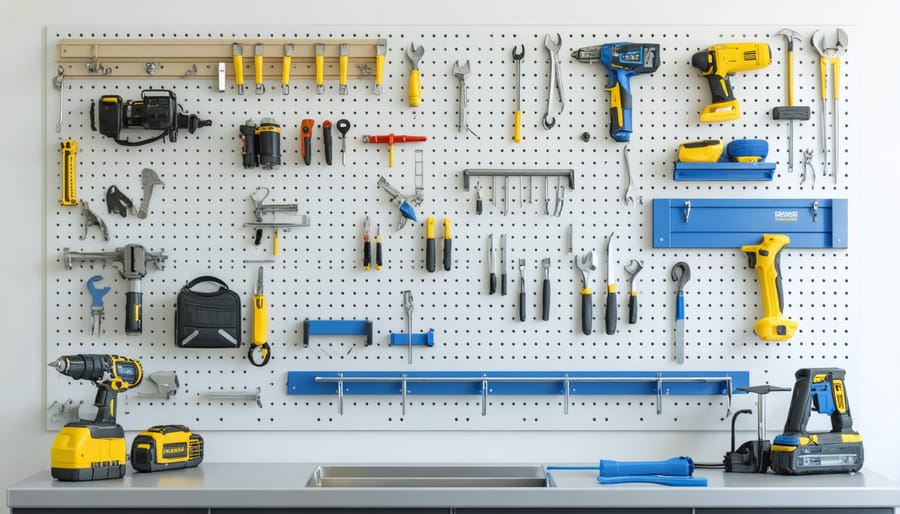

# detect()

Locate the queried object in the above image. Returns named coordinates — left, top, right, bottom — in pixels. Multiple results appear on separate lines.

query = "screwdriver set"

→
left=46, top=25, right=855, bottom=432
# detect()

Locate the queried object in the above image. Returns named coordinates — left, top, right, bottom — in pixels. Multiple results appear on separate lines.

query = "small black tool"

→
left=323, top=120, right=333, bottom=165
left=105, top=185, right=133, bottom=217
left=336, top=119, right=351, bottom=166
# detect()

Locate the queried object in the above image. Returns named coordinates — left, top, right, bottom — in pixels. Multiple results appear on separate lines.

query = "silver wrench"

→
left=623, top=144, right=640, bottom=206
left=403, top=290, right=414, bottom=364
left=542, top=33, right=566, bottom=130
left=138, top=168, right=164, bottom=219
left=53, top=66, right=65, bottom=133
left=453, top=60, right=476, bottom=136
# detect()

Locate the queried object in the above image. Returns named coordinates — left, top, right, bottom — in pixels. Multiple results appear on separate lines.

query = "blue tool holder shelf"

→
left=287, top=370, right=749, bottom=415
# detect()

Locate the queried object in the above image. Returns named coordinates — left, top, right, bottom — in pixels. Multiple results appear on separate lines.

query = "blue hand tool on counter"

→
left=546, top=457, right=707, bottom=487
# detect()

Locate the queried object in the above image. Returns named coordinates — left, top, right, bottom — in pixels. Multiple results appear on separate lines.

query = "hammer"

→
left=772, top=28, right=811, bottom=175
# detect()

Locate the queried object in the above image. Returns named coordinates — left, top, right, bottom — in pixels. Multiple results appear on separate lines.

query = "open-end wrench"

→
left=86, top=275, right=110, bottom=336
left=623, top=144, right=640, bottom=206
left=53, top=66, right=65, bottom=133
left=452, top=60, right=475, bottom=136
left=542, top=34, right=566, bottom=130
left=138, top=168, right=164, bottom=219
left=624, top=259, right=644, bottom=324
left=576, top=251, right=598, bottom=335
left=512, top=44, right=525, bottom=143
left=403, top=290, right=414, bottom=364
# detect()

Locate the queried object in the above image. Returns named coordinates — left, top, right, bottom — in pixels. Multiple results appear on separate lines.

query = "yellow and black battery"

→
left=130, top=424, right=203, bottom=472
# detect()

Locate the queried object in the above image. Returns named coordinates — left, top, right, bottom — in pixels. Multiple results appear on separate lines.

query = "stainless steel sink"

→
left=306, top=465, right=548, bottom=488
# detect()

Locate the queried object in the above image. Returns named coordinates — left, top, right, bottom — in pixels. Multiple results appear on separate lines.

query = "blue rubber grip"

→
left=675, top=294, right=685, bottom=321
left=608, top=71, right=633, bottom=142
left=599, top=456, right=694, bottom=478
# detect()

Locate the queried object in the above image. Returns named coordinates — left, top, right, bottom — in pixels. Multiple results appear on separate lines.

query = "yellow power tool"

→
left=131, top=425, right=203, bottom=472
left=692, top=42, right=771, bottom=122
left=49, top=354, right=142, bottom=481
left=771, top=368, right=864, bottom=475
left=59, top=139, right=78, bottom=206
left=741, top=234, right=797, bottom=341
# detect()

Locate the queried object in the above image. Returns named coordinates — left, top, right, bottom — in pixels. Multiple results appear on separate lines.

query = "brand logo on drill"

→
left=163, top=443, right=187, bottom=458
left=774, top=210, right=799, bottom=222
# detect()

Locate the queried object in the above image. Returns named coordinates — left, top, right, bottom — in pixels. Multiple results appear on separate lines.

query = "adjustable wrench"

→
left=138, top=168, right=164, bottom=219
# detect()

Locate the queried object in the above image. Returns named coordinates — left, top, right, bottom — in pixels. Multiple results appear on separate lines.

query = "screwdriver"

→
left=250, top=266, right=271, bottom=366
left=301, top=119, right=314, bottom=166
left=500, top=234, right=508, bottom=295
left=443, top=218, right=452, bottom=271
left=375, top=224, right=382, bottom=270
left=323, top=120, right=333, bottom=165
left=426, top=216, right=436, bottom=272
left=475, top=181, right=483, bottom=215
left=232, top=43, right=244, bottom=94
left=488, top=234, right=496, bottom=294
left=363, top=216, right=372, bottom=271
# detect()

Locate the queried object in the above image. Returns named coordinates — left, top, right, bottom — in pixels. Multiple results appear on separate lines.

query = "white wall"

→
left=3, top=0, right=898, bottom=510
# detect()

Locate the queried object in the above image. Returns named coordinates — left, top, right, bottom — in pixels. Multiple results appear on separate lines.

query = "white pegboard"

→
left=45, top=25, right=854, bottom=432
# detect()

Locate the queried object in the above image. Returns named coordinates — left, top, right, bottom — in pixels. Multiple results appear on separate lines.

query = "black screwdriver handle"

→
left=629, top=293, right=638, bottom=324
left=542, top=278, right=550, bottom=321
left=581, top=290, right=592, bottom=335
left=426, top=238, right=435, bottom=272
left=605, top=291, right=617, bottom=335
left=489, top=273, right=496, bottom=294
left=323, top=121, right=333, bottom=165
left=519, top=290, right=526, bottom=322
left=125, top=291, right=142, bottom=335
left=501, top=273, right=507, bottom=296
left=443, top=239, right=452, bottom=271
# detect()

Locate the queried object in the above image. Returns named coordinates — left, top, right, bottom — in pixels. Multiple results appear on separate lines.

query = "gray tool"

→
left=138, top=168, right=163, bottom=219
left=86, top=275, right=110, bottom=335
left=452, top=60, right=475, bottom=136
left=518, top=259, right=526, bottom=322
left=377, top=151, right=424, bottom=231
left=374, top=39, right=386, bottom=95
left=403, top=290, right=414, bottom=364
left=336, top=119, right=351, bottom=166
left=623, top=144, right=640, bottom=206
left=576, top=251, right=597, bottom=335
left=541, top=258, right=551, bottom=321
left=138, top=371, right=179, bottom=399
left=500, top=234, right=508, bottom=295
left=671, top=261, right=692, bottom=364
left=810, top=28, right=848, bottom=182
left=512, top=44, right=525, bottom=143
left=801, top=148, right=816, bottom=187
left=553, top=177, right=565, bottom=216
left=105, top=185, right=133, bottom=217
left=624, top=259, right=644, bottom=324
left=544, top=176, right=551, bottom=215
left=605, top=231, right=617, bottom=335
left=80, top=202, right=109, bottom=241
left=53, top=66, right=64, bottom=133
left=542, top=33, right=566, bottom=129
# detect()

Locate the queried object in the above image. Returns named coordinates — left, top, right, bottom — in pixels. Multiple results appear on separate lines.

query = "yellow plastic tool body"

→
left=253, top=294, right=267, bottom=345
left=232, top=43, right=244, bottom=94
left=254, top=43, right=264, bottom=93
left=741, top=233, right=797, bottom=341
left=60, top=139, right=78, bottom=206
left=678, top=140, right=724, bottom=162
left=315, top=43, right=325, bottom=93
left=282, top=44, right=293, bottom=93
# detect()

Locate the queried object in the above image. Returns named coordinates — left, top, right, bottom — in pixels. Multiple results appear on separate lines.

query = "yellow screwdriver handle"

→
left=316, top=53, right=325, bottom=90
left=375, top=54, right=385, bottom=89
left=233, top=46, right=244, bottom=91
left=253, top=294, right=268, bottom=346
left=282, top=56, right=291, bottom=86
left=819, top=58, right=828, bottom=100
left=408, top=69, right=421, bottom=107
left=339, top=51, right=348, bottom=88
left=273, top=228, right=279, bottom=256
left=254, top=54, right=263, bottom=87
left=513, top=110, right=522, bottom=143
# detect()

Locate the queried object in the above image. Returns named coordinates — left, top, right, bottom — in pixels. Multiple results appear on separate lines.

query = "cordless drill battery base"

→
left=49, top=354, right=142, bottom=481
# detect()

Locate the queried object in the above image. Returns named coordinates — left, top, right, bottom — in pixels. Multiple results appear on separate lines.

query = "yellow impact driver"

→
left=741, top=234, right=798, bottom=341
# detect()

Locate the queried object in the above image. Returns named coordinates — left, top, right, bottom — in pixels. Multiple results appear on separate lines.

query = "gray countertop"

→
left=8, top=463, right=900, bottom=510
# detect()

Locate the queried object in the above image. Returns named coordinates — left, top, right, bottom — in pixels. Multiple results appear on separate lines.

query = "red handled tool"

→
left=300, top=119, right=314, bottom=165
left=363, top=133, right=427, bottom=168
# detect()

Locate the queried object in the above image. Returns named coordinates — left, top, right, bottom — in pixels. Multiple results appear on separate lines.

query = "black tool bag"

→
left=175, top=276, right=241, bottom=348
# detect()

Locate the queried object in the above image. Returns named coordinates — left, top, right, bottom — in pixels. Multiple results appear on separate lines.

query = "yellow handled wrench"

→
left=406, top=42, right=425, bottom=107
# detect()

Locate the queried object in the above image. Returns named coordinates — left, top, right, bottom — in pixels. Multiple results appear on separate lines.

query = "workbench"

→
left=8, top=463, right=900, bottom=513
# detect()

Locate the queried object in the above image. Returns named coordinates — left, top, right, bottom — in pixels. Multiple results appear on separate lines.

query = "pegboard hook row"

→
left=288, top=371, right=747, bottom=417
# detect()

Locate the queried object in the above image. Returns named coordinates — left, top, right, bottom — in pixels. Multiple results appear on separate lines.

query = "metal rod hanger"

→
left=462, top=168, right=576, bottom=190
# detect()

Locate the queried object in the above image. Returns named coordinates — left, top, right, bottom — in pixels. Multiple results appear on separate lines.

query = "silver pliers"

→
left=542, top=33, right=566, bottom=129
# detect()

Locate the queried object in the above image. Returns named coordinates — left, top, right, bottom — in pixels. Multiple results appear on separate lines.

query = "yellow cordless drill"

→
left=692, top=42, right=771, bottom=122
left=742, top=234, right=797, bottom=341
left=771, top=368, right=864, bottom=475
left=49, top=354, right=142, bottom=481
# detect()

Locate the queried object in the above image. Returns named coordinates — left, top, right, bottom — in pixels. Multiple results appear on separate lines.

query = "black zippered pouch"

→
left=175, top=276, right=241, bottom=348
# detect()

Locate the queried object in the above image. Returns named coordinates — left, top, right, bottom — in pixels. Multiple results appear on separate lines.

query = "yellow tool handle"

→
left=59, top=139, right=78, bottom=206
left=388, top=143, right=395, bottom=168
left=254, top=54, right=263, bottom=86
left=375, top=55, right=385, bottom=88
left=253, top=295, right=268, bottom=345
left=282, top=56, right=291, bottom=85
left=443, top=218, right=452, bottom=240
left=339, top=52, right=348, bottom=87
left=233, top=54, right=244, bottom=88
left=426, top=216, right=435, bottom=239
left=786, top=49, right=795, bottom=106
left=273, top=228, right=279, bottom=256
left=513, top=110, right=522, bottom=143
left=408, top=69, right=421, bottom=107
left=316, top=54, right=325, bottom=89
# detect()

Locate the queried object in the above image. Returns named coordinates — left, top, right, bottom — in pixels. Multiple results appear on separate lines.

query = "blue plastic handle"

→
left=675, top=294, right=685, bottom=321
left=599, top=457, right=693, bottom=478
left=599, top=475, right=707, bottom=487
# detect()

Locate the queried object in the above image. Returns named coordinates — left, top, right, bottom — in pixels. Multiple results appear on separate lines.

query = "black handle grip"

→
left=775, top=250, right=784, bottom=313
left=443, top=239, right=452, bottom=271
left=707, top=74, right=735, bottom=104
left=426, top=239, right=435, bottom=272
left=125, top=291, right=142, bottom=335
left=581, top=292, right=592, bottom=335
left=542, top=279, right=550, bottom=321
left=375, top=241, right=382, bottom=269
left=489, top=273, right=496, bottom=294
left=629, top=294, right=638, bottom=324
left=323, top=125, right=333, bottom=165
left=302, top=132, right=312, bottom=165
left=501, top=273, right=507, bottom=296
left=476, top=196, right=483, bottom=215
left=363, top=240, right=371, bottom=270
left=605, top=292, right=617, bottom=335
left=519, top=291, right=526, bottom=322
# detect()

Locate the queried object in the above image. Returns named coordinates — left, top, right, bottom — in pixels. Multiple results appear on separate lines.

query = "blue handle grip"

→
left=599, top=456, right=694, bottom=477
left=599, top=475, right=707, bottom=487
left=675, top=294, right=685, bottom=321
